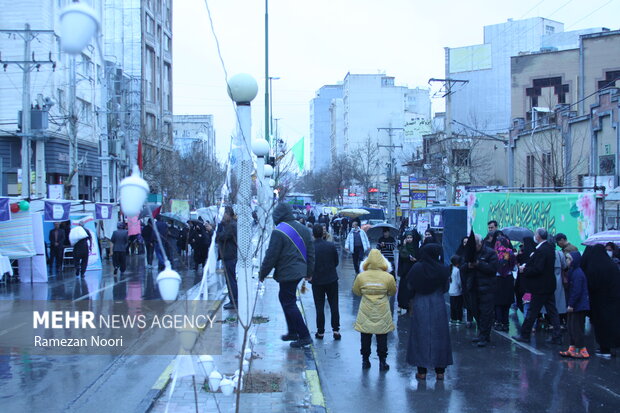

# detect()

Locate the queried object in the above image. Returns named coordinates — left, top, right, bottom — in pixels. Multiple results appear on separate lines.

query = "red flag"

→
left=137, top=139, right=143, bottom=171
left=151, top=205, right=161, bottom=218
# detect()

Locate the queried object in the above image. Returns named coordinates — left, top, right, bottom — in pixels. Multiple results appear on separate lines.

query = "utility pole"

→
left=378, top=127, right=403, bottom=225
left=68, top=55, right=79, bottom=200
left=0, top=25, right=56, bottom=198
left=429, top=50, right=469, bottom=205
left=265, top=0, right=269, bottom=146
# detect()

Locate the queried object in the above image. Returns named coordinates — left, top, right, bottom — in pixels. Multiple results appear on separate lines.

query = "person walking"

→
left=459, top=234, right=498, bottom=347
left=377, top=228, right=397, bottom=277
left=110, top=222, right=129, bottom=277
left=216, top=207, right=238, bottom=310
left=555, top=233, right=578, bottom=254
left=142, top=218, right=155, bottom=268
left=407, top=243, right=453, bottom=380
left=345, top=221, right=370, bottom=274
left=310, top=224, right=341, bottom=340
left=69, top=221, right=92, bottom=278
left=449, top=255, right=464, bottom=324
left=154, top=216, right=170, bottom=271
left=559, top=252, right=591, bottom=359
left=512, top=228, right=562, bottom=345
left=397, top=230, right=420, bottom=311
left=48, top=222, right=66, bottom=273
left=352, top=249, right=397, bottom=371
left=581, top=244, right=620, bottom=358
left=493, top=234, right=516, bottom=332
left=259, top=203, right=315, bottom=348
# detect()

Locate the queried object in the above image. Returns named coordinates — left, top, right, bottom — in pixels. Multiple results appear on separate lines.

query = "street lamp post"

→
left=227, top=73, right=258, bottom=328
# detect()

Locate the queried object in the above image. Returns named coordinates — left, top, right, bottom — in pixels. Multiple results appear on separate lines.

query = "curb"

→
left=298, top=289, right=328, bottom=413
left=137, top=290, right=227, bottom=413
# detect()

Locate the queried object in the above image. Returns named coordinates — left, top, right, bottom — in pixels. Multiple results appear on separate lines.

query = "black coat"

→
left=522, top=241, right=556, bottom=295
left=49, top=228, right=66, bottom=248
left=259, top=203, right=315, bottom=282
left=312, top=239, right=339, bottom=285
left=459, top=245, right=497, bottom=295
left=216, top=220, right=237, bottom=261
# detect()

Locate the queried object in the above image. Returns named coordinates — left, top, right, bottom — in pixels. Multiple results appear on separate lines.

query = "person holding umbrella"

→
left=345, top=221, right=370, bottom=274
left=377, top=228, right=397, bottom=276
left=397, top=230, right=420, bottom=311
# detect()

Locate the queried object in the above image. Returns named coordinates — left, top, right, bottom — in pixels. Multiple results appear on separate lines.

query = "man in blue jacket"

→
left=260, top=203, right=315, bottom=348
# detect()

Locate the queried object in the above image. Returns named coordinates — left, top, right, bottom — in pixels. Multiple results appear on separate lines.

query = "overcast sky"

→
left=172, top=0, right=620, bottom=161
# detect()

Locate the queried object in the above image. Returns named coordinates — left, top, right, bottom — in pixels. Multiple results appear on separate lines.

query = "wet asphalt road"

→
left=305, top=249, right=620, bottom=413
left=0, top=254, right=223, bottom=413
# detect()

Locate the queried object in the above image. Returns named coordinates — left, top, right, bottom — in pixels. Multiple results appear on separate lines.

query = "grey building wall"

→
left=309, top=85, right=343, bottom=171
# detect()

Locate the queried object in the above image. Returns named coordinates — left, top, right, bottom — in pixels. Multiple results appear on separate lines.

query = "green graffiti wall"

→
left=467, top=192, right=597, bottom=246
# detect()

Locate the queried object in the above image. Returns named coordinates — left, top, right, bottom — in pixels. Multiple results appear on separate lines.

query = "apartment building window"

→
left=145, top=47, right=155, bottom=102
left=452, top=149, right=470, bottom=167
left=164, top=34, right=171, bottom=52
left=146, top=14, right=155, bottom=35
left=545, top=25, right=555, bottom=35
left=526, top=154, right=536, bottom=187
left=81, top=53, right=92, bottom=77
left=163, top=63, right=171, bottom=111
left=541, top=152, right=552, bottom=187
left=598, top=70, right=620, bottom=90
left=146, top=114, right=156, bottom=134
left=77, top=98, right=91, bottom=124
left=57, top=88, right=65, bottom=111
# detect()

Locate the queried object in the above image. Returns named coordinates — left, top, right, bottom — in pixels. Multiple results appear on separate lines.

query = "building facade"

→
left=447, top=17, right=607, bottom=135
left=308, top=84, right=343, bottom=171
left=172, top=114, right=215, bottom=158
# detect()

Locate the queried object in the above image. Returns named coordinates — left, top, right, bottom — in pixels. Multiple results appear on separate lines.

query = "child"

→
left=352, top=249, right=397, bottom=371
left=559, top=252, right=590, bottom=359
left=449, top=255, right=463, bottom=324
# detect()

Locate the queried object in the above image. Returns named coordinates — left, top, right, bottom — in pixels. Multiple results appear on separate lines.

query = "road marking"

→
left=595, top=383, right=620, bottom=399
left=494, top=330, right=545, bottom=355
left=0, top=322, right=27, bottom=337
left=153, top=361, right=175, bottom=391
left=306, top=369, right=326, bottom=408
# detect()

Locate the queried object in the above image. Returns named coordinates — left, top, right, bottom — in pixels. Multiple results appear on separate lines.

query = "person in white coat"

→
left=345, top=221, right=370, bottom=274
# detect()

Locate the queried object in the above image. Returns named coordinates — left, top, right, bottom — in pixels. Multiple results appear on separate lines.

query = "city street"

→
left=0, top=254, right=224, bottom=413
left=305, top=252, right=620, bottom=413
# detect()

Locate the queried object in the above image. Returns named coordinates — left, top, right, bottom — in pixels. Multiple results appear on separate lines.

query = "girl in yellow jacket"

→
left=352, top=249, right=397, bottom=371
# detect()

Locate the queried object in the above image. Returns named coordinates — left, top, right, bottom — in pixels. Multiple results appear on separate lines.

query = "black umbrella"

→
left=367, top=223, right=399, bottom=240
left=500, top=226, right=534, bottom=242
left=463, top=229, right=477, bottom=263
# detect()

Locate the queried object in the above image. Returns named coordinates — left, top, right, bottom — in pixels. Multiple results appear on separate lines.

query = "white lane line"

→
left=595, top=383, right=620, bottom=399
left=493, top=330, right=545, bottom=355
left=0, top=322, right=27, bottom=337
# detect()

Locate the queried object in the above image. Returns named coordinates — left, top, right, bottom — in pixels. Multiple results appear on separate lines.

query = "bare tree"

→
left=352, top=135, right=380, bottom=205
left=177, top=141, right=226, bottom=207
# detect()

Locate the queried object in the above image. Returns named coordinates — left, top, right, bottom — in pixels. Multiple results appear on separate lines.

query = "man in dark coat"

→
left=154, top=216, right=170, bottom=271
left=513, top=228, right=562, bottom=344
left=310, top=224, right=340, bottom=340
left=142, top=219, right=155, bottom=268
left=460, top=234, right=498, bottom=347
left=49, top=222, right=66, bottom=272
left=259, top=203, right=315, bottom=348
left=216, top=207, right=238, bottom=310
left=110, top=222, right=129, bottom=276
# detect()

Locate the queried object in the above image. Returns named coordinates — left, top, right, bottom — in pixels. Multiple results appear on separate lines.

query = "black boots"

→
left=379, top=357, right=390, bottom=371
left=362, top=356, right=371, bottom=369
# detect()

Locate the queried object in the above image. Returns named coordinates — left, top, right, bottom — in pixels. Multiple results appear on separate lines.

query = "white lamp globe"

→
left=199, top=355, right=215, bottom=375
left=59, top=2, right=100, bottom=54
left=252, top=139, right=270, bottom=157
left=156, top=263, right=181, bottom=302
left=227, top=73, right=258, bottom=103
left=219, top=378, right=235, bottom=396
left=263, top=164, right=274, bottom=178
left=119, top=165, right=149, bottom=217
left=208, top=371, right=223, bottom=392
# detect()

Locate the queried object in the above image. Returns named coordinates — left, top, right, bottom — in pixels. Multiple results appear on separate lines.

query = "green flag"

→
left=291, top=137, right=305, bottom=171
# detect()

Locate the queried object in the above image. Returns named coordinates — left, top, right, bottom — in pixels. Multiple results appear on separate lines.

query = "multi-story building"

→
left=447, top=17, right=607, bottom=134
left=0, top=0, right=108, bottom=199
left=0, top=0, right=172, bottom=200
left=510, top=30, right=620, bottom=194
left=172, top=115, right=215, bottom=158
left=308, top=84, right=343, bottom=171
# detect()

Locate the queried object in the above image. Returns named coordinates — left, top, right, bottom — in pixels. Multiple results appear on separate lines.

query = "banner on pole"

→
left=171, top=199, right=190, bottom=221
left=0, top=198, right=9, bottom=222
left=44, top=201, right=71, bottom=222
left=95, top=203, right=114, bottom=220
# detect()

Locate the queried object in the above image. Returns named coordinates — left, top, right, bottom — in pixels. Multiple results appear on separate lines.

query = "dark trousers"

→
left=223, top=259, right=238, bottom=305
left=145, top=242, right=154, bottom=265
left=311, top=281, right=340, bottom=333
left=360, top=333, right=388, bottom=358
left=278, top=279, right=310, bottom=339
left=450, top=295, right=464, bottom=321
left=568, top=311, right=586, bottom=348
left=112, top=251, right=127, bottom=273
left=73, top=253, right=88, bottom=276
left=475, top=291, right=494, bottom=340
left=495, top=304, right=510, bottom=325
left=397, top=273, right=411, bottom=310
left=194, top=247, right=207, bottom=270
left=352, top=247, right=364, bottom=274
left=49, top=246, right=63, bottom=269
left=521, top=293, right=561, bottom=339
left=417, top=367, right=446, bottom=374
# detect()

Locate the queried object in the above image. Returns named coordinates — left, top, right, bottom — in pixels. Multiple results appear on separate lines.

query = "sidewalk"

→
left=150, top=276, right=324, bottom=413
